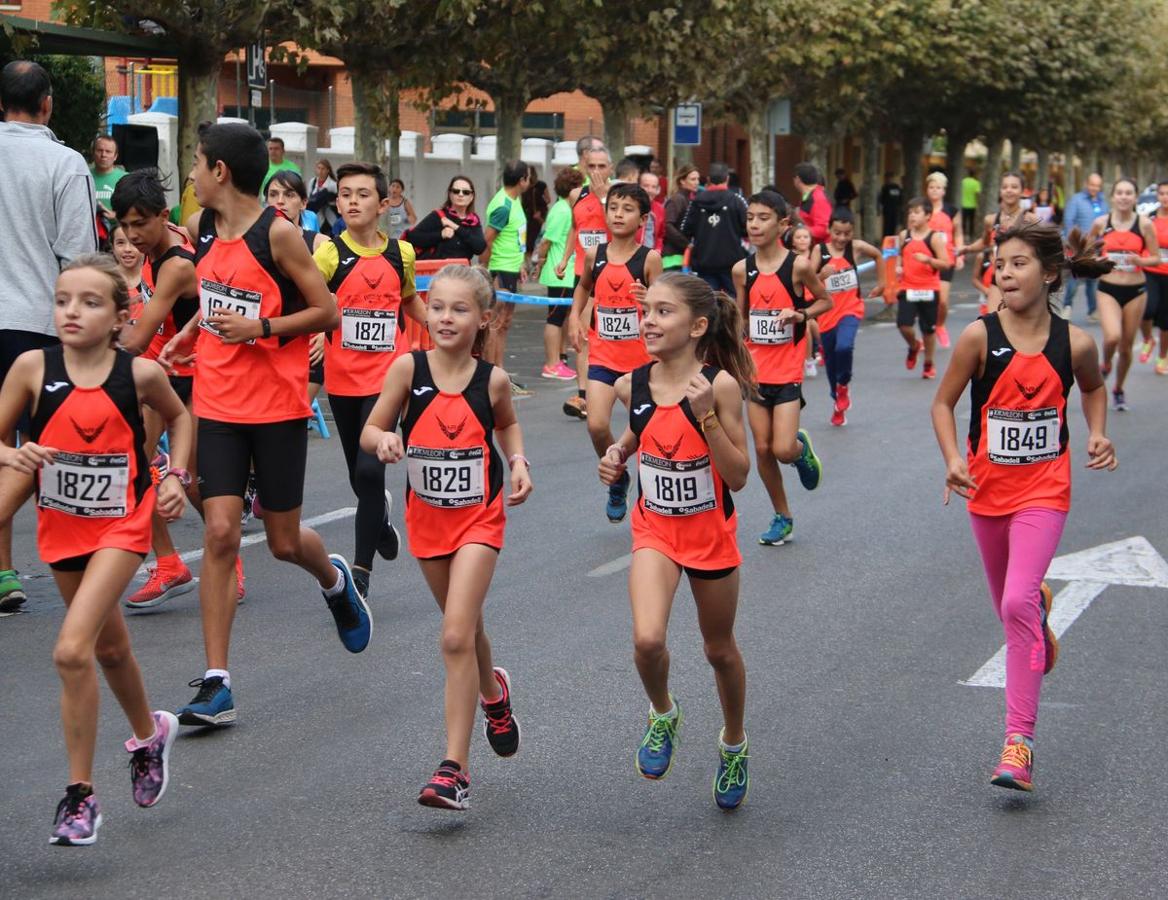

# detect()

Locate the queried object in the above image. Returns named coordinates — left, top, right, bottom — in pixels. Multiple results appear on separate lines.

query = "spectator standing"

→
left=261, top=136, right=300, bottom=194
left=307, top=158, right=338, bottom=234
left=833, top=167, right=858, bottom=209
left=663, top=164, right=700, bottom=270
left=1062, top=173, right=1108, bottom=320
left=521, top=177, right=549, bottom=257
left=90, top=134, right=126, bottom=215
left=794, top=162, right=832, bottom=242
left=385, top=178, right=417, bottom=240
left=406, top=174, right=487, bottom=261
left=680, top=161, right=747, bottom=293
left=0, top=60, right=97, bottom=612
left=537, top=167, right=586, bottom=383
left=484, top=159, right=532, bottom=390
left=879, top=171, right=904, bottom=237
left=961, top=169, right=981, bottom=236
left=638, top=170, right=666, bottom=252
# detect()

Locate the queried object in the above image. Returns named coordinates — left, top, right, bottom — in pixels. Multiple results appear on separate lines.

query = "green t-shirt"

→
left=263, top=159, right=301, bottom=195
left=485, top=187, right=527, bottom=273
left=962, top=176, right=981, bottom=210
left=539, top=198, right=575, bottom=288
left=91, top=167, right=126, bottom=209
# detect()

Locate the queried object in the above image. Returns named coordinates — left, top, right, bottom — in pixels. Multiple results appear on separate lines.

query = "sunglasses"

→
left=450, top=187, right=474, bottom=196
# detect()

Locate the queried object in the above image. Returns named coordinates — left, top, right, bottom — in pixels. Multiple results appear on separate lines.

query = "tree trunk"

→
left=1035, top=148, right=1050, bottom=196
left=1008, top=139, right=1022, bottom=174
left=351, top=68, right=382, bottom=164
left=1062, top=144, right=1076, bottom=206
left=861, top=128, right=881, bottom=243
left=603, top=99, right=628, bottom=159
left=980, top=137, right=1004, bottom=219
left=945, top=131, right=968, bottom=208
left=386, top=80, right=401, bottom=179
left=803, top=135, right=828, bottom=174
left=746, top=106, right=770, bottom=194
left=177, top=54, right=221, bottom=180
left=901, top=126, right=923, bottom=197
left=493, top=91, right=526, bottom=184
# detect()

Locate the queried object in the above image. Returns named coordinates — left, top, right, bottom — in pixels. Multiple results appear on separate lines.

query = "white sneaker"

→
left=804, top=359, right=818, bottom=379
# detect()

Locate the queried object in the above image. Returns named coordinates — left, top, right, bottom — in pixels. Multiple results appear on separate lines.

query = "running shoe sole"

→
left=990, top=771, right=1033, bottom=792
left=1040, top=581, right=1058, bottom=675
left=49, top=814, right=102, bottom=846
left=481, top=667, right=521, bottom=757
left=0, top=590, right=27, bottom=613
left=562, top=401, right=587, bottom=419
left=137, top=711, right=179, bottom=808
left=124, top=576, right=195, bottom=610
left=177, top=707, right=237, bottom=727
left=417, top=789, right=469, bottom=811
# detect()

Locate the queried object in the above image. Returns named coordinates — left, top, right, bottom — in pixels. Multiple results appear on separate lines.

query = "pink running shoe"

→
left=125, top=560, right=194, bottom=610
left=540, top=364, right=561, bottom=379
left=936, top=325, right=951, bottom=349
left=50, top=784, right=101, bottom=846
left=990, top=734, right=1034, bottom=792
left=125, top=711, right=179, bottom=807
left=1139, top=339, right=1154, bottom=364
left=553, top=360, right=577, bottom=380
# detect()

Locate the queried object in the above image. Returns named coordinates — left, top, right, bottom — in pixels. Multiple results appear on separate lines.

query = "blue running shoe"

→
left=792, top=429, right=823, bottom=491
left=636, top=696, right=681, bottom=780
left=325, top=554, right=372, bottom=653
left=713, top=730, right=750, bottom=810
left=606, top=471, right=630, bottom=523
left=759, top=513, right=793, bottom=546
left=176, top=676, right=236, bottom=727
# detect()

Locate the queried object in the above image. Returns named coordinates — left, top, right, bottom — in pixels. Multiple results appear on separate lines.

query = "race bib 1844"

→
left=407, top=445, right=485, bottom=508
left=749, top=308, right=794, bottom=344
left=986, top=407, right=1060, bottom=465
left=199, top=279, right=262, bottom=343
left=39, top=451, right=130, bottom=517
left=341, top=308, right=396, bottom=352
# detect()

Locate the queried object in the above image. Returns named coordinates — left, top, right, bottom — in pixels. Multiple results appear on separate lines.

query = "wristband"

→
left=700, top=411, right=719, bottom=433
left=508, top=453, right=530, bottom=469
left=261, top=317, right=272, bottom=339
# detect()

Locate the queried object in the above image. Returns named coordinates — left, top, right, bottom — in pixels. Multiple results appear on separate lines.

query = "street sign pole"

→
left=246, top=40, right=267, bottom=129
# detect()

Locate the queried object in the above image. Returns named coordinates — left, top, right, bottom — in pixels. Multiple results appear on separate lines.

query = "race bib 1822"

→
left=39, top=451, right=130, bottom=518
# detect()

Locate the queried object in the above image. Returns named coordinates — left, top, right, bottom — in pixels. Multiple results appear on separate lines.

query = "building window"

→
left=431, top=108, right=564, bottom=143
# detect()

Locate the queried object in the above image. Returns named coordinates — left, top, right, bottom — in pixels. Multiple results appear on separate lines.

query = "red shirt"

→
left=572, top=187, right=610, bottom=278
left=816, top=242, right=863, bottom=331
left=800, top=185, right=832, bottom=242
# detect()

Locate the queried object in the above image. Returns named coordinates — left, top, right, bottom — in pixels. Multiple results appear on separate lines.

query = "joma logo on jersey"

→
left=1014, top=377, right=1046, bottom=400
left=70, top=417, right=108, bottom=444
left=437, top=415, right=467, bottom=441
left=651, top=435, right=683, bottom=460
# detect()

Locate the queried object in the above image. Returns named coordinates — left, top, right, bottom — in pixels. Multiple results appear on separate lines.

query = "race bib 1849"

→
left=341, top=308, right=396, bottom=352
left=639, top=452, right=716, bottom=516
left=597, top=306, right=640, bottom=341
left=199, top=279, right=262, bottom=343
left=987, top=407, right=1060, bottom=465
left=749, top=308, right=794, bottom=344
left=39, top=451, right=130, bottom=518
left=826, top=269, right=859, bottom=294
left=407, top=445, right=485, bottom=508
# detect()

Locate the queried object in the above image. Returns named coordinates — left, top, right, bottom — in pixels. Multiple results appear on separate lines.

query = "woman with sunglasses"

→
left=406, top=176, right=487, bottom=262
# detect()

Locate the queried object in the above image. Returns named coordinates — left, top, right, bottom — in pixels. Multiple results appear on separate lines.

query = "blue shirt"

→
left=1063, top=189, right=1107, bottom=238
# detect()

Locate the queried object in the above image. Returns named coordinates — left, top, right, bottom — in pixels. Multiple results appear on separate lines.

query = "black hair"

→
left=336, top=161, right=389, bottom=200
left=794, top=162, right=820, bottom=186
left=390, top=177, right=405, bottom=190
left=905, top=196, right=931, bottom=217
left=606, top=182, right=650, bottom=216
left=747, top=190, right=789, bottom=218
left=267, top=169, right=308, bottom=201
left=615, top=157, right=640, bottom=180
left=111, top=168, right=169, bottom=218
left=829, top=207, right=855, bottom=227
left=0, top=60, right=51, bottom=117
left=1112, top=176, right=1139, bottom=195
left=267, top=136, right=285, bottom=149
left=1158, top=179, right=1168, bottom=189
left=198, top=123, right=268, bottom=197
left=501, top=159, right=529, bottom=188
left=996, top=221, right=1113, bottom=304
left=708, top=162, right=729, bottom=185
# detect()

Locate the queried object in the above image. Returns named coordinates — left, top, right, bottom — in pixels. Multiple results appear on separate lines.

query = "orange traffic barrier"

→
left=409, top=257, right=470, bottom=351
left=881, top=236, right=899, bottom=305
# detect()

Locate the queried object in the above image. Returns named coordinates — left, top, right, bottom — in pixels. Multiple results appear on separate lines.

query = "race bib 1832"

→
left=39, top=451, right=130, bottom=517
left=407, top=445, right=485, bottom=508
left=826, top=269, right=859, bottom=294
left=341, top=308, right=396, bottom=352
left=986, top=407, right=1060, bottom=465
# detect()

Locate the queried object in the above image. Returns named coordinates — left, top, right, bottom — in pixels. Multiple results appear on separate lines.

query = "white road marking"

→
left=962, top=536, right=1168, bottom=688
left=588, top=554, right=632, bottom=577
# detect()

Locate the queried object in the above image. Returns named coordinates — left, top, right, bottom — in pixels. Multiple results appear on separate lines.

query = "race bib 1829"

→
left=407, top=445, right=485, bottom=508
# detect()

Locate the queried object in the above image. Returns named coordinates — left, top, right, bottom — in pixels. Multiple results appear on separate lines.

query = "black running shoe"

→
left=481, top=667, right=520, bottom=757
left=418, top=760, right=470, bottom=810
left=351, top=567, right=370, bottom=602
left=376, top=490, right=400, bottom=561
left=241, top=474, right=257, bottom=526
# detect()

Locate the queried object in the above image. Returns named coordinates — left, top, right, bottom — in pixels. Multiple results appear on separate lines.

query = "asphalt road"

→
left=2, top=285, right=1166, bottom=899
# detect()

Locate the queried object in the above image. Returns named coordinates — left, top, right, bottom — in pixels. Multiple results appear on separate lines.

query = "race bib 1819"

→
left=639, top=452, right=716, bottom=516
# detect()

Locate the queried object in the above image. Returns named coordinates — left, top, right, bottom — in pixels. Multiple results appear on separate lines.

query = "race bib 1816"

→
left=580, top=230, right=608, bottom=250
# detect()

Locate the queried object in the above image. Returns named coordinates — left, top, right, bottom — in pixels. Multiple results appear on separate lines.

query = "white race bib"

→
left=597, top=306, right=640, bottom=341
left=1160, top=250, right=1168, bottom=265
left=136, top=284, right=165, bottom=335
left=905, top=289, right=935, bottom=302
left=199, top=278, right=261, bottom=343
left=580, top=230, right=608, bottom=250
left=39, top=451, right=130, bottom=518
left=749, top=308, right=794, bottom=344
left=639, top=452, right=716, bottom=516
left=1107, top=252, right=1136, bottom=273
left=407, top=446, right=485, bottom=508
left=826, top=269, right=858, bottom=294
left=987, top=407, right=1060, bottom=465
left=341, top=308, right=396, bottom=352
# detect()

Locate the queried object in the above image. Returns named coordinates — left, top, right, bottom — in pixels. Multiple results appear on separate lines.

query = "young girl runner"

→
left=956, top=171, right=1038, bottom=310
left=0, top=254, right=193, bottom=844
left=1087, top=177, right=1160, bottom=410
left=896, top=198, right=952, bottom=379
left=1139, top=180, right=1168, bottom=373
left=110, top=224, right=143, bottom=301
left=931, top=221, right=1117, bottom=792
left=361, top=264, right=531, bottom=811
left=598, top=272, right=754, bottom=810
left=814, top=208, right=885, bottom=425
left=787, top=223, right=821, bottom=379
left=733, top=192, right=829, bottom=546
left=925, top=171, right=964, bottom=349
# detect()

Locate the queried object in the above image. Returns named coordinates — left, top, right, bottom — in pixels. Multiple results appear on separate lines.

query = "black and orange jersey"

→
left=744, top=251, right=807, bottom=385
left=323, top=235, right=408, bottom=397
left=399, top=351, right=505, bottom=557
left=899, top=230, right=941, bottom=292
left=588, top=243, right=652, bottom=373
left=1100, top=213, right=1146, bottom=272
left=967, top=313, right=1073, bottom=516
left=140, top=234, right=199, bottom=376
left=192, top=206, right=310, bottom=423
left=629, top=363, right=740, bottom=571
left=29, top=346, right=154, bottom=563
left=1148, top=213, right=1168, bottom=275
left=572, top=187, right=609, bottom=278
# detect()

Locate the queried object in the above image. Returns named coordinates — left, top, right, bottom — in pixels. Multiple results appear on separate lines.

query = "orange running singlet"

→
left=400, top=351, right=505, bottom=558
left=587, top=244, right=653, bottom=373
left=139, top=237, right=199, bottom=376
left=744, top=252, right=808, bottom=386
left=1100, top=214, right=1146, bottom=273
left=30, top=347, right=153, bottom=563
left=928, top=207, right=956, bottom=265
left=967, top=313, right=1073, bottom=516
left=572, top=187, right=609, bottom=278
left=629, top=363, right=740, bottom=571
left=900, top=230, right=941, bottom=293
left=192, top=206, right=310, bottom=423
left=816, top=242, right=863, bottom=332
left=1147, top=214, right=1168, bottom=275
left=323, top=236, right=408, bottom=397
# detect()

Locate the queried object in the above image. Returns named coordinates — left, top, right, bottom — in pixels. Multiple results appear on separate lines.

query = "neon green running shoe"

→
left=713, top=729, right=750, bottom=810
left=0, top=569, right=26, bottom=613
left=792, top=429, right=822, bottom=491
left=636, top=696, right=681, bottom=780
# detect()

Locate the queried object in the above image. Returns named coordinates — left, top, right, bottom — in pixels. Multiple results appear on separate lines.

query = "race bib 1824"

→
left=597, top=306, right=640, bottom=341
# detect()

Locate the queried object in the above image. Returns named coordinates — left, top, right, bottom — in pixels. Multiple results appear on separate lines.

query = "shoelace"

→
left=999, top=741, right=1032, bottom=771
left=483, top=703, right=514, bottom=736
left=57, top=789, right=90, bottom=824
left=642, top=715, right=676, bottom=754
left=129, top=748, right=153, bottom=779
left=429, top=768, right=462, bottom=789
left=717, top=748, right=749, bottom=791
left=187, top=677, right=222, bottom=704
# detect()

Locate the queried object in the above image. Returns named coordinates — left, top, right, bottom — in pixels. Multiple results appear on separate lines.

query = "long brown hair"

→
left=993, top=221, right=1113, bottom=311
left=654, top=272, right=756, bottom=394
left=445, top=174, right=477, bottom=216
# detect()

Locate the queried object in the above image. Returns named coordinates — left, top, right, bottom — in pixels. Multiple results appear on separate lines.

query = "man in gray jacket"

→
left=1061, top=173, right=1106, bottom=320
left=0, top=60, right=97, bottom=611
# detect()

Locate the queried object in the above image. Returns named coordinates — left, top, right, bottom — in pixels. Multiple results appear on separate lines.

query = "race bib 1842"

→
left=341, top=308, right=396, bottom=352
left=749, top=308, right=794, bottom=344
left=987, top=407, right=1060, bottom=465
left=407, top=445, right=485, bottom=508
left=199, top=279, right=262, bottom=344
left=39, top=451, right=130, bottom=517
left=639, top=452, right=716, bottom=516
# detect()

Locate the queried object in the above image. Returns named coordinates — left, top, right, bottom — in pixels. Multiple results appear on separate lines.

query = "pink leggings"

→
left=969, top=507, right=1067, bottom=739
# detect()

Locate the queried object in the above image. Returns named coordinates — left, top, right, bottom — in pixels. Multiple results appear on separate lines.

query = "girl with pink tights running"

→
left=931, top=221, right=1117, bottom=792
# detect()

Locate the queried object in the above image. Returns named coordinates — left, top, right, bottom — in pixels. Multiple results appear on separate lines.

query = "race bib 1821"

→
left=341, top=308, right=396, bottom=352
left=639, top=452, right=716, bottom=516
left=39, top=451, right=130, bottom=517
left=199, top=279, right=262, bottom=343
left=407, top=445, right=485, bottom=508
left=986, top=407, right=1060, bottom=465
left=749, top=308, right=794, bottom=344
